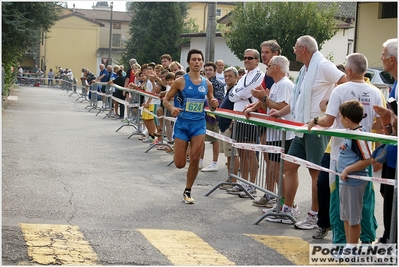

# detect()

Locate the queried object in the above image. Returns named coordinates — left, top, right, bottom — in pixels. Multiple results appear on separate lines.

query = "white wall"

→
left=180, top=36, right=243, bottom=70
left=320, top=27, right=355, bottom=65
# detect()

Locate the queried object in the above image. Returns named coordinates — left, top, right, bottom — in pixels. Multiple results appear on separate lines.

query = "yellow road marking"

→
left=246, top=234, right=309, bottom=265
left=19, top=223, right=99, bottom=265
left=138, top=229, right=235, bottom=266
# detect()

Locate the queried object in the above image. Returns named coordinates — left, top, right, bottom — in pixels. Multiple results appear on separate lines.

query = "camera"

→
left=387, top=97, right=397, bottom=116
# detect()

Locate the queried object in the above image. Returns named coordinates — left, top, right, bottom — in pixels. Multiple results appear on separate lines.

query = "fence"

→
left=203, top=107, right=397, bottom=243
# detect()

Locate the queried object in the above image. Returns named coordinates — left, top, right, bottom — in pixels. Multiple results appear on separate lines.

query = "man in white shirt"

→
left=228, top=49, right=265, bottom=197
left=215, top=60, right=226, bottom=86
left=307, top=53, right=383, bottom=244
left=268, top=35, right=347, bottom=228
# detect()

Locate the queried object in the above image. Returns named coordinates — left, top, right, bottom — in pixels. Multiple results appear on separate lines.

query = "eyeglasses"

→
left=243, top=57, right=255, bottom=61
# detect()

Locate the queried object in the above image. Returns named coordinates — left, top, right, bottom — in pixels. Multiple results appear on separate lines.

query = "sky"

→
left=66, top=1, right=127, bottom=12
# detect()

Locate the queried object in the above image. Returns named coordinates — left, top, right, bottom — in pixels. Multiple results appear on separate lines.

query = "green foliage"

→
left=122, top=2, right=188, bottom=66
left=225, top=2, right=338, bottom=61
left=2, top=2, right=61, bottom=95
left=180, top=18, right=200, bottom=44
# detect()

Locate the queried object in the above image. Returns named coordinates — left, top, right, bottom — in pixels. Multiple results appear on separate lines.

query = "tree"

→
left=225, top=2, right=338, bottom=62
left=2, top=2, right=61, bottom=95
left=122, top=2, right=188, bottom=65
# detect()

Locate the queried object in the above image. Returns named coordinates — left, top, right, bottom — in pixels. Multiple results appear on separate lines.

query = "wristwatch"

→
left=313, top=117, right=318, bottom=125
left=262, top=96, right=267, bottom=102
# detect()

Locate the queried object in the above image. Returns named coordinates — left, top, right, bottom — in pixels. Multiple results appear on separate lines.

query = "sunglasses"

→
left=243, top=57, right=255, bottom=60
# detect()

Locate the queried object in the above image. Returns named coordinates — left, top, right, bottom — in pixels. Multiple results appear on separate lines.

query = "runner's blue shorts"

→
left=173, top=118, right=206, bottom=142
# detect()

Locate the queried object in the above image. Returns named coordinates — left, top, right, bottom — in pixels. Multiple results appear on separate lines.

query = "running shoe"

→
left=183, top=192, right=195, bottom=204
left=294, top=213, right=318, bottom=230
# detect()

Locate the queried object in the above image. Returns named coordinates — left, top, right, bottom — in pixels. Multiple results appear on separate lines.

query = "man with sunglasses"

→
left=228, top=49, right=265, bottom=197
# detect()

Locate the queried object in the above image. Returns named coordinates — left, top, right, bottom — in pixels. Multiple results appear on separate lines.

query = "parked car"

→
left=365, top=68, right=395, bottom=100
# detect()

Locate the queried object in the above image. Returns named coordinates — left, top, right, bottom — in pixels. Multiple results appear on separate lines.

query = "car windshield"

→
left=380, top=71, right=395, bottom=84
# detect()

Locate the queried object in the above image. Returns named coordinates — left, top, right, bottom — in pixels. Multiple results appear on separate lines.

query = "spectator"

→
left=160, top=54, right=173, bottom=70
left=238, top=68, right=246, bottom=80
left=337, top=100, right=375, bottom=249
left=215, top=59, right=226, bottom=86
left=200, top=62, right=225, bottom=172
left=123, top=60, right=141, bottom=122
left=120, top=65, right=126, bottom=77
left=47, top=68, right=54, bottom=87
left=109, top=68, right=126, bottom=120
left=307, top=53, right=383, bottom=243
left=228, top=48, right=265, bottom=198
left=94, top=64, right=109, bottom=107
left=248, top=55, right=295, bottom=205
left=374, top=38, right=398, bottom=244
left=110, top=65, right=121, bottom=118
left=244, top=39, right=281, bottom=207
left=267, top=35, right=346, bottom=227
left=169, top=61, right=183, bottom=73
left=217, top=66, right=240, bottom=190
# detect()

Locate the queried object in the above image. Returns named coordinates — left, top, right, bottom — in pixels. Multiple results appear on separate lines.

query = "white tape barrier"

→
left=281, top=154, right=396, bottom=187
left=207, top=133, right=396, bottom=186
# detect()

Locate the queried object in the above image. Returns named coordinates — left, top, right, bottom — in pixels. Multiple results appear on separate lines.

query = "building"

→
left=187, top=2, right=236, bottom=32
left=39, top=10, right=104, bottom=78
left=36, top=3, right=131, bottom=78
left=74, top=5, right=131, bottom=69
left=354, top=2, right=397, bottom=67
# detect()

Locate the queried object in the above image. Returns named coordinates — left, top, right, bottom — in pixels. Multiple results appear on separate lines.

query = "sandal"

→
left=165, top=148, right=174, bottom=154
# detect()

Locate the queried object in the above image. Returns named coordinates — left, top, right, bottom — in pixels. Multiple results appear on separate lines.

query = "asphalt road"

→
left=2, top=84, right=385, bottom=265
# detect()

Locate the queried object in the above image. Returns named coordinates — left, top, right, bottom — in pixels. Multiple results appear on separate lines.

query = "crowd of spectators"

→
left=23, top=36, right=396, bottom=247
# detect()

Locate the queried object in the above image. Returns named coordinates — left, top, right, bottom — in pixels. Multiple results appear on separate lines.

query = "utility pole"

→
left=205, top=2, right=216, bottom=63
left=108, top=2, right=113, bottom=65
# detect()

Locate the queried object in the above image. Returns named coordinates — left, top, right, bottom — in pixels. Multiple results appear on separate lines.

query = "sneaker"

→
left=201, top=164, right=218, bottom=172
left=238, top=187, right=257, bottom=198
left=121, top=118, right=129, bottom=123
left=183, top=192, right=195, bottom=204
left=312, top=226, right=330, bottom=239
left=262, top=205, right=279, bottom=214
left=142, top=137, right=154, bottom=143
left=198, top=161, right=203, bottom=169
left=252, top=195, right=276, bottom=207
left=226, top=185, right=243, bottom=195
left=294, top=213, right=318, bottom=230
left=219, top=184, right=233, bottom=190
left=265, top=206, right=300, bottom=224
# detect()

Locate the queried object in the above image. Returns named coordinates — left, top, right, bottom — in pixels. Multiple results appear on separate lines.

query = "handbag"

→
left=372, top=144, right=388, bottom=163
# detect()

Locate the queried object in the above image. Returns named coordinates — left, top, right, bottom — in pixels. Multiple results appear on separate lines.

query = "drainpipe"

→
left=353, top=2, right=359, bottom=53
left=203, top=3, right=208, bottom=32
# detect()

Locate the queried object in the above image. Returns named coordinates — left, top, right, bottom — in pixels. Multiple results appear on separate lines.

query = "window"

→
left=347, top=40, right=353, bottom=55
left=113, top=22, right=121, bottom=29
left=112, top=34, right=121, bottom=47
left=216, top=8, right=222, bottom=17
left=380, top=2, right=397, bottom=19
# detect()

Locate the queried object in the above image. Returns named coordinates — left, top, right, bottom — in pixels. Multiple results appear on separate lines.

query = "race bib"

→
left=186, top=98, right=204, bottom=112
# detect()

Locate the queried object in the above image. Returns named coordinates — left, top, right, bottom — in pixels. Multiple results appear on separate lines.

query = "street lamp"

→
left=108, top=1, right=113, bottom=65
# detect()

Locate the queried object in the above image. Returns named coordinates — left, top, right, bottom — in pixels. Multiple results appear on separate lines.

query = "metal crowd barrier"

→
left=91, top=82, right=173, bottom=153
left=204, top=108, right=397, bottom=241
